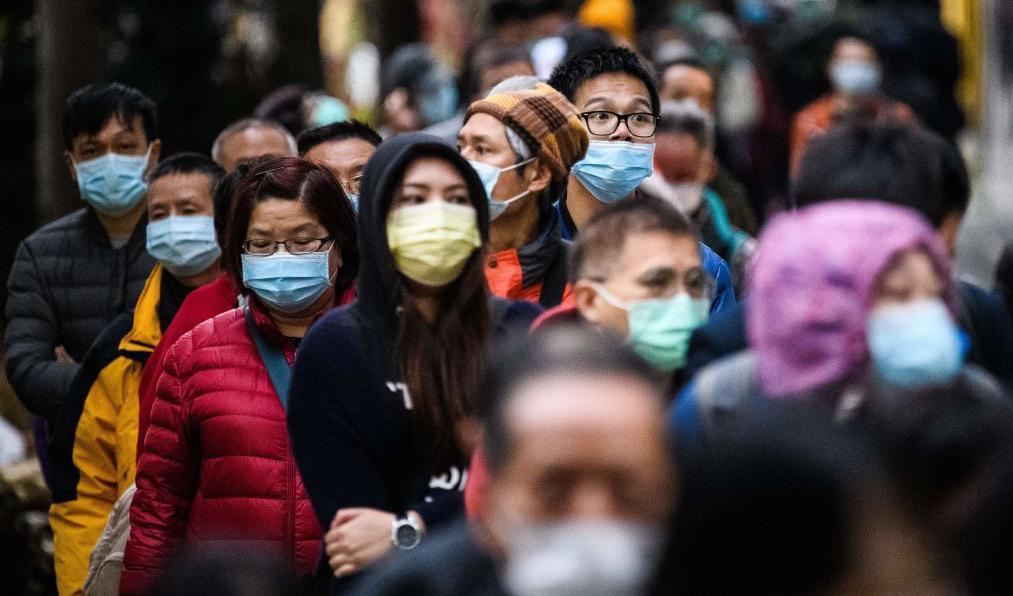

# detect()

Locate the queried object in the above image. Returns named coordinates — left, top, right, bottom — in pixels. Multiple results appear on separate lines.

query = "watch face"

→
left=396, top=522, right=420, bottom=548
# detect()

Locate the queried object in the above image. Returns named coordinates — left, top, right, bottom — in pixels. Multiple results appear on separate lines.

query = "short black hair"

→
left=792, top=122, right=969, bottom=226
left=481, top=326, right=662, bottom=473
left=62, top=82, right=158, bottom=151
left=547, top=45, right=660, bottom=114
left=147, top=152, right=225, bottom=188
left=571, top=194, right=695, bottom=280
left=296, top=120, right=382, bottom=155
left=460, top=41, right=533, bottom=101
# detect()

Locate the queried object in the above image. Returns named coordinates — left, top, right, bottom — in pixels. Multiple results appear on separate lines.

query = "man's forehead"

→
left=574, top=73, right=652, bottom=107
left=75, top=113, right=145, bottom=143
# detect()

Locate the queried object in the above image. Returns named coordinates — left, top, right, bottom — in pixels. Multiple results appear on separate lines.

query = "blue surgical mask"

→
left=146, top=215, right=222, bottom=278
left=571, top=141, right=654, bottom=203
left=241, top=250, right=333, bottom=314
left=830, top=61, right=881, bottom=95
left=346, top=193, right=360, bottom=213
left=74, top=146, right=152, bottom=215
left=468, top=158, right=534, bottom=221
left=867, top=298, right=964, bottom=388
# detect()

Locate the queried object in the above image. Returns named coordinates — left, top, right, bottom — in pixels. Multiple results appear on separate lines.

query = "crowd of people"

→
left=3, top=1, right=1012, bottom=594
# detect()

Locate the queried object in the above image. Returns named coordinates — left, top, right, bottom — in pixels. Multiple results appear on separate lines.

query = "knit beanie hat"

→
left=466, top=83, right=589, bottom=181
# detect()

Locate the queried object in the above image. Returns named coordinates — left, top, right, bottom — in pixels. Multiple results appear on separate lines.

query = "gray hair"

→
left=485, top=75, right=542, bottom=163
left=210, top=118, right=297, bottom=164
left=657, top=99, right=715, bottom=152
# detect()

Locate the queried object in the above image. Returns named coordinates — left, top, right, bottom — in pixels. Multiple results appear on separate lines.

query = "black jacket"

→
left=686, top=282, right=1013, bottom=387
left=4, top=207, right=153, bottom=420
left=286, top=134, right=540, bottom=590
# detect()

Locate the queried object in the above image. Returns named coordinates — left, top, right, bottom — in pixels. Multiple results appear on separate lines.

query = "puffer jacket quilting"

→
left=119, top=306, right=321, bottom=594
left=4, top=207, right=153, bottom=419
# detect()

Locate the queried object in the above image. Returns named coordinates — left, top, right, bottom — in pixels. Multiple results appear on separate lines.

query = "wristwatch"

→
left=391, top=514, right=422, bottom=550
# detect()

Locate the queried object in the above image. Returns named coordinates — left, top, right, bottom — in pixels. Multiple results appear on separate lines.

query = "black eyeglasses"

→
left=242, top=237, right=333, bottom=256
left=580, top=111, right=660, bottom=138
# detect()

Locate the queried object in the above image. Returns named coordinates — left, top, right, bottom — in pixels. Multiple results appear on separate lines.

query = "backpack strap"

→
left=538, top=243, right=570, bottom=308
left=244, top=306, right=292, bottom=411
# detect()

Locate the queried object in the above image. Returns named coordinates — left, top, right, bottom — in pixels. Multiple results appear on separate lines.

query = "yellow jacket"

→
left=50, top=265, right=164, bottom=596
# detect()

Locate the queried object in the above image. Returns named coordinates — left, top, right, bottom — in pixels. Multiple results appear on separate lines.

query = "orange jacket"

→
left=790, top=94, right=917, bottom=174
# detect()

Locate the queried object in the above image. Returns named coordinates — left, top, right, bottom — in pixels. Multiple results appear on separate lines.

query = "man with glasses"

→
left=297, top=120, right=382, bottom=212
left=546, top=45, right=736, bottom=313
left=461, top=195, right=708, bottom=530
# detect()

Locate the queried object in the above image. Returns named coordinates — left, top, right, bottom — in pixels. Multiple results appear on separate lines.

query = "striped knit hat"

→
left=465, top=83, right=589, bottom=181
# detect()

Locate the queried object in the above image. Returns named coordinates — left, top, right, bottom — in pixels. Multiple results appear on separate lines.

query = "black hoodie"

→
left=287, top=134, right=540, bottom=584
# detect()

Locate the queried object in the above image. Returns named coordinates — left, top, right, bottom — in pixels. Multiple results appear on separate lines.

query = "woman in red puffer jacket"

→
left=120, top=157, right=358, bottom=593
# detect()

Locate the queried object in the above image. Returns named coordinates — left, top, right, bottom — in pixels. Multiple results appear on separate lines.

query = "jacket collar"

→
left=487, top=208, right=566, bottom=290
left=82, top=204, right=149, bottom=250
left=119, top=264, right=164, bottom=358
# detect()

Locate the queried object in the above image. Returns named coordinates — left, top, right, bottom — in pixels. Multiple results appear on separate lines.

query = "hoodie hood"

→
left=747, top=200, right=955, bottom=398
left=355, top=132, right=490, bottom=328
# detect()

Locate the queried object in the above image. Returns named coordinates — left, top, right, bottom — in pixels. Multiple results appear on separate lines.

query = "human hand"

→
left=325, top=508, right=396, bottom=578
left=54, top=345, right=75, bottom=364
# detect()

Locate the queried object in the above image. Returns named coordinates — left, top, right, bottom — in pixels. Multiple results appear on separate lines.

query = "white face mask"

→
left=468, top=158, right=535, bottom=221
left=501, top=520, right=664, bottom=596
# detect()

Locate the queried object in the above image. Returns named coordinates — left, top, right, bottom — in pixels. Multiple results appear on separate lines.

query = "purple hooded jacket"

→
left=747, top=201, right=955, bottom=397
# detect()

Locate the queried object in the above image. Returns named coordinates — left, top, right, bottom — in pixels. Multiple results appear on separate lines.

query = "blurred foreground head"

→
left=655, top=403, right=949, bottom=594
left=479, top=326, right=675, bottom=594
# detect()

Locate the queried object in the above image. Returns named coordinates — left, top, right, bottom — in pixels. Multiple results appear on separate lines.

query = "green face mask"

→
left=593, top=284, right=710, bottom=372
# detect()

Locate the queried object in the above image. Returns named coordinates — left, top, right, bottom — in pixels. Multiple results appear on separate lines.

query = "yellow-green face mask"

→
left=386, top=201, right=482, bottom=287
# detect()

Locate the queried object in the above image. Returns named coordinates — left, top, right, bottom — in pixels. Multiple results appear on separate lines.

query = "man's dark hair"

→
left=147, top=152, right=225, bottom=189
left=792, top=122, right=969, bottom=226
left=62, top=82, right=158, bottom=150
left=296, top=120, right=382, bottom=155
left=571, top=194, right=694, bottom=280
left=481, top=326, right=662, bottom=473
left=547, top=45, right=661, bottom=114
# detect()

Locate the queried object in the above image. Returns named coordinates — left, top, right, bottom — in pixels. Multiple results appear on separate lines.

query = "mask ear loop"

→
left=326, top=243, right=340, bottom=286
left=590, top=282, right=630, bottom=311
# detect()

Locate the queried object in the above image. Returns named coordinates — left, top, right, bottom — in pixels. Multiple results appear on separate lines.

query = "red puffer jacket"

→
left=119, top=304, right=321, bottom=594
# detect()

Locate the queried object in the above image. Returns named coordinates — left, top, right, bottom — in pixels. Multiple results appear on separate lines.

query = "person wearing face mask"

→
left=5, top=83, right=159, bottom=495
left=673, top=201, right=1005, bottom=446
left=45, top=153, right=225, bottom=596
left=462, top=196, right=708, bottom=527
left=458, top=82, right=588, bottom=308
left=687, top=122, right=1013, bottom=387
left=285, top=133, right=542, bottom=591
left=641, top=100, right=755, bottom=294
left=297, top=119, right=383, bottom=213
left=132, top=163, right=253, bottom=457
left=352, top=327, right=676, bottom=596
left=789, top=33, right=916, bottom=173
left=119, top=158, right=359, bottom=594
left=546, top=46, right=737, bottom=315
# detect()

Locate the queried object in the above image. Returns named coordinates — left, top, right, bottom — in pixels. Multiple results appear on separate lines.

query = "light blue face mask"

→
left=468, top=158, right=534, bottom=221
left=346, top=193, right=360, bottom=213
left=146, top=215, right=222, bottom=278
left=867, top=298, right=964, bottom=388
left=74, top=146, right=151, bottom=215
left=241, top=250, right=333, bottom=314
left=830, top=61, right=881, bottom=95
left=571, top=141, right=654, bottom=203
